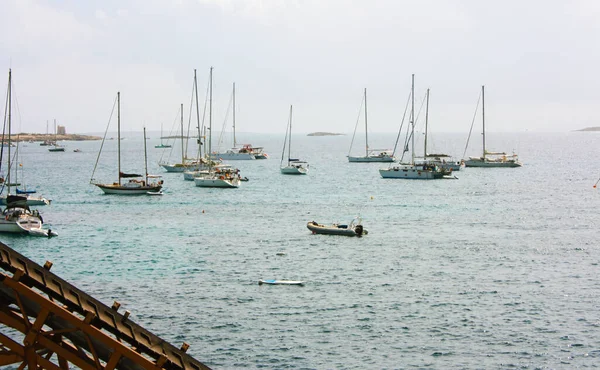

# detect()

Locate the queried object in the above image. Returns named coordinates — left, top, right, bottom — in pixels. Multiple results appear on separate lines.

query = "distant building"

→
left=57, top=125, right=66, bottom=135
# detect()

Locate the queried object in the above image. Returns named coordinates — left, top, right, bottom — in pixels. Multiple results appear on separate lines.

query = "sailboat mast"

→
left=193, top=69, right=202, bottom=159
left=364, top=88, right=368, bottom=157
left=143, top=127, right=148, bottom=184
left=180, top=103, right=184, bottom=164
left=424, top=88, right=430, bottom=158
left=233, top=82, right=236, bottom=148
left=481, top=85, right=486, bottom=158
left=208, top=67, right=213, bottom=165
left=410, top=74, right=415, bottom=164
left=288, top=105, right=293, bottom=165
left=7, top=69, right=11, bottom=194
left=117, top=92, right=121, bottom=186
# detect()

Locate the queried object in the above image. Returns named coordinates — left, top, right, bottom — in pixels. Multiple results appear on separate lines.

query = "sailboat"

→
left=212, top=83, right=267, bottom=160
left=91, top=92, right=164, bottom=195
left=48, top=119, right=65, bottom=152
left=464, top=86, right=522, bottom=168
left=379, top=74, right=445, bottom=180
left=195, top=68, right=242, bottom=188
left=421, top=89, right=463, bottom=172
left=280, top=105, right=308, bottom=175
left=0, top=69, right=56, bottom=237
left=40, top=121, right=51, bottom=146
left=159, top=102, right=206, bottom=173
left=14, top=137, right=36, bottom=194
left=347, top=88, right=395, bottom=162
left=154, top=123, right=172, bottom=148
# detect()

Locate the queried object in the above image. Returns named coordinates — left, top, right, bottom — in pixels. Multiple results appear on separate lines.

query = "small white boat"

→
left=211, top=84, right=267, bottom=160
left=280, top=160, right=308, bottom=175
left=347, top=88, right=395, bottom=163
left=146, top=190, right=163, bottom=196
left=194, top=167, right=241, bottom=188
left=464, top=85, right=522, bottom=168
left=307, top=217, right=368, bottom=237
left=280, top=105, right=309, bottom=175
left=258, top=279, right=305, bottom=286
left=0, top=195, right=56, bottom=237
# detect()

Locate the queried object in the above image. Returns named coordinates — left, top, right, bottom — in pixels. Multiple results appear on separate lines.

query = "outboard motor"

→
left=354, top=224, right=364, bottom=236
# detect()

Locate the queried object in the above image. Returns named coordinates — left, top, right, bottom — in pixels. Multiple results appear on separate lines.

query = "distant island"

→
left=575, top=127, right=600, bottom=132
left=307, top=132, right=345, bottom=137
left=9, top=133, right=102, bottom=141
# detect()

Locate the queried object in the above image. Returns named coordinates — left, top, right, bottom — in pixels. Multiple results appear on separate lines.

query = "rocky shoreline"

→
left=8, top=133, right=102, bottom=142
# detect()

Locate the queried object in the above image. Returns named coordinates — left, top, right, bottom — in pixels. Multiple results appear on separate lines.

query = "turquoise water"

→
left=3, top=131, right=600, bottom=369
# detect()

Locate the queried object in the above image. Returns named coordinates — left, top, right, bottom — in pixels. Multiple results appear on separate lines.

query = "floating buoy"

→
left=202, top=210, right=205, bottom=213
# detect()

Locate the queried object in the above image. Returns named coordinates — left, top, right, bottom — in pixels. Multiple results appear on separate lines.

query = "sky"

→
left=1, top=0, right=599, bottom=134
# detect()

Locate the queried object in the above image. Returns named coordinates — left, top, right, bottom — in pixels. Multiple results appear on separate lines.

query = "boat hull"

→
left=95, top=184, right=162, bottom=195
left=465, top=158, right=522, bottom=168
left=379, top=164, right=444, bottom=179
left=160, top=163, right=204, bottom=173
left=0, top=196, right=50, bottom=206
left=211, top=151, right=256, bottom=160
left=348, top=155, right=395, bottom=163
left=280, top=165, right=308, bottom=175
left=307, top=222, right=366, bottom=236
left=194, top=177, right=239, bottom=188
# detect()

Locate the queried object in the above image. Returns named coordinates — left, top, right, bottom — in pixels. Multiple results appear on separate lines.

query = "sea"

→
left=2, top=131, right=599, bottom=369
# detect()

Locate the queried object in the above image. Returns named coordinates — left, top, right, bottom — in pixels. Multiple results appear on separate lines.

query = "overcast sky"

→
left=1, top=0, right=598, bottom=134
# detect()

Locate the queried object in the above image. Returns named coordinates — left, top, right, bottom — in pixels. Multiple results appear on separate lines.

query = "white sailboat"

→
left=154, top=123, right=172, bottom=149
left=380, top=74, right=445, bottom=180
left=91, top=92, right=164, bottom=195
left=48, top=119, right=65, bottom=152
left=195, top=67, right=242, bottom=188
left=348, top=88, right=395, bottom=163
left=421, top=88, right=463, bottom=172
left=159, top=101, right=206, bottom=173
left=280, top=105, right=308, bottom=175
left=464, top=86, right=522, bottom=168
left=211, top=83, right=267, bottom=161
left=0, top=69, right=56, bottom=237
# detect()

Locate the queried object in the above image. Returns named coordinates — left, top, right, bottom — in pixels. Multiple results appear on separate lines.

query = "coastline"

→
left=9, top=133, right=102, bottom=141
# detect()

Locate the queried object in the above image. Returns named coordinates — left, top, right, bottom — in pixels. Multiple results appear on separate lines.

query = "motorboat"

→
left=307, top=217, right=367, bottom=237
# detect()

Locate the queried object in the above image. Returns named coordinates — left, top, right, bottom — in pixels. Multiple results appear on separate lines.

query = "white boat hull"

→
left=465, top=158, right=522, bottom=168
left=348, top=155, right=395, bottom=163
left=160, top=163, right=204, bottom=173
left=379, top=164, right=444, bottom=179
left=95, top=183, right=162, bottom=195
left=194, top=176, right=240, bottom=188
left=211, top=151, right=256, bottom=160
left=0, top=195, right=51, bottom=206
left=0, top=208, right=56, bottom=237
left=280, top=165, right=308, bottom=175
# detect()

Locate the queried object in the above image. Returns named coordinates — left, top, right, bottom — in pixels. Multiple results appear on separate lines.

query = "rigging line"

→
left=391, top=90, right=412, bottom=158
left=90, top=94, right=118, bottom=184
left=185, top=78, right=196, bottom=160
left=280, top=107, right=291, bottom=165
left=347, top=91, right=365, bottom=157
left=0, top=73, right=9, bottom=189
left=195, top=76, right=210, bottom=161
left=216, top=89, right=234, bottom=150
left=594, top=176, right=600, bottom=188
left=462, top=90, right=482, bottom=159
left=160, top=105, right=185, bottom=164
